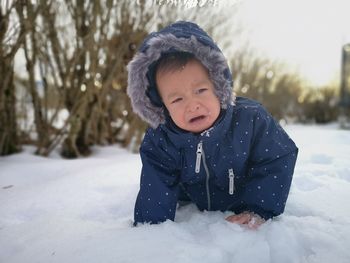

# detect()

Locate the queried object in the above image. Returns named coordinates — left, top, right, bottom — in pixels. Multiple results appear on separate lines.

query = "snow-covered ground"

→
left=1, top=124, right=350, bottom=263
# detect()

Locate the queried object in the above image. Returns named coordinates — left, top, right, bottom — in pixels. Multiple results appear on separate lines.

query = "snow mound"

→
left=1, top=125, right=350, bottom=263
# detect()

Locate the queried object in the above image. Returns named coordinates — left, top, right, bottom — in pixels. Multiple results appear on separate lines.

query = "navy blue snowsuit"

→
left=127, top=21, right=298, bottom=225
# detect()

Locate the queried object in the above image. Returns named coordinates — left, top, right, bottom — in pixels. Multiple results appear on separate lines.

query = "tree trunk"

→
left=0, top=59, right=20, bottom=155
left=0, top=4, right=22, bottom=156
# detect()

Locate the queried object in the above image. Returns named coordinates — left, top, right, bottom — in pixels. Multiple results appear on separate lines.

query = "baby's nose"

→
left=187, top=101, right=200, bottom=112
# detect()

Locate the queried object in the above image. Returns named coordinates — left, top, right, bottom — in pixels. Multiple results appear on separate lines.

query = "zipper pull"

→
left=195, top=141, right=203, bottom=173
left=229, top=168, right=235, bottom=195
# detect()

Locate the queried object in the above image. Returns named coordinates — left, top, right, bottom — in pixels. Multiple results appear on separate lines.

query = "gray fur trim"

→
left=127, top=34, right=235, bottom=128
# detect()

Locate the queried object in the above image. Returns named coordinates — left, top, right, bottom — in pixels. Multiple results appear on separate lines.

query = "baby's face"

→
left=156, top=60, right=220, bottom=133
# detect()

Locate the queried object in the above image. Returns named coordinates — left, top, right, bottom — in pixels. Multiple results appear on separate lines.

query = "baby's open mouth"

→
left=189, top=115, right=206, bottom=123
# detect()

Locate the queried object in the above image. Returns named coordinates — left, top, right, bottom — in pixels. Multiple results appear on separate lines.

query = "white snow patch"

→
left=1, top=125, right=350, bottom=263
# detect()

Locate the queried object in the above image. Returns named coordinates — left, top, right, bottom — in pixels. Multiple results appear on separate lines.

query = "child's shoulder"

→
left=235, top=96, right=262, bottom=108
left=141, top=125, right=177, bottom=151
left=142, top=126, right=165, bottom=145
left=234, top=96, right=269, bottom=117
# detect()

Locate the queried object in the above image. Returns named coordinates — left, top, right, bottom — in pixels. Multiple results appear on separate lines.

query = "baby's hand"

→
left=225, top=212, right=265, bottom=229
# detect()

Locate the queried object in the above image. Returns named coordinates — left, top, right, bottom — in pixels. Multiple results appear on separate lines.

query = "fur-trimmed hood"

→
left=127, top=21, right=235, bottom=128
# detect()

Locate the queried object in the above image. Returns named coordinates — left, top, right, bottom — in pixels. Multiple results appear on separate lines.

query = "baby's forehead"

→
left=156, top=59, right=209, bottom=77
left=155, top=53, right=208, bottom=73
left=157, top=62, right=211, bottom=84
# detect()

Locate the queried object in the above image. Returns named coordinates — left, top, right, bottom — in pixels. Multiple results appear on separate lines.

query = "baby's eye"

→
left=171, top=97, right=182, bottom=104
left=196, top=88, right=208, bottom=94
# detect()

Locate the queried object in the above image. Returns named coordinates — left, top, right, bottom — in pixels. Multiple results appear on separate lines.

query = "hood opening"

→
left=127, top=21, right=235, bottom=128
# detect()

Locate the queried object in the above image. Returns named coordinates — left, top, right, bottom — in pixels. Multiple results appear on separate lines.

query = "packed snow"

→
left=1, top=124, right=350, bottom=263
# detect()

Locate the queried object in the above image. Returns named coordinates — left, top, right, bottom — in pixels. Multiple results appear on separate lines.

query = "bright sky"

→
left=234, top=0, right=350, bottom=86
left=12, top=0, right=350, bottom=87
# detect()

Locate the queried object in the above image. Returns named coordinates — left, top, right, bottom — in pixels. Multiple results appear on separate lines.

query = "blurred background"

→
left=1, top=0, right=350, bottom=158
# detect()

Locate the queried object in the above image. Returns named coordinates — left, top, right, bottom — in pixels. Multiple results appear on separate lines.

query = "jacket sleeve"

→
left=237, top=106, right=298, bottom=220
left=134, top=129, right=180, bottom=225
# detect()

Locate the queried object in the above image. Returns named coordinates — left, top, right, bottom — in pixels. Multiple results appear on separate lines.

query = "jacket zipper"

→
left=195, top=141, right=211, bottom=210
left=228, top=168, right=235, bottom=195
left=195, top=142, right=202, bottom=173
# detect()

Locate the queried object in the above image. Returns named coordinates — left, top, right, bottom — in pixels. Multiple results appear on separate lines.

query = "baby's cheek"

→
left=171, top=111, right=186, bottom=127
